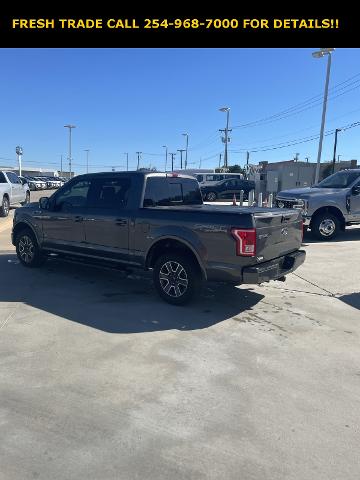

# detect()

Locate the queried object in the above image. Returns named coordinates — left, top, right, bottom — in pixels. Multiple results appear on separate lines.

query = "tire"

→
left=0, top=196, right=10, bottom=217
left=21, top=191, right=30, bottom=206
left=153, top=253, right=202, bottom=305
left=206, top=192, right=217, bottom=201
left=311, top=212, right=340, bottom=241
left=15, top=228, right=46, bottom=268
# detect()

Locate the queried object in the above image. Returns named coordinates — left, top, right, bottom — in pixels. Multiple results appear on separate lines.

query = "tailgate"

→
left=254, top=209, right=302, bottom=261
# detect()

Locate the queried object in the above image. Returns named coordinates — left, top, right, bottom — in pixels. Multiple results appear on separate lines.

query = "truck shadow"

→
left=303, top=227, right=360, bottom=243
left=338, top=292, right=360, bottom=311
left=0, top=252, right=264, bottom=333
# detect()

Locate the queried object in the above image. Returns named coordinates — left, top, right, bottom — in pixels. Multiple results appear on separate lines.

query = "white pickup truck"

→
left=0, top=171, right=30, bottom=217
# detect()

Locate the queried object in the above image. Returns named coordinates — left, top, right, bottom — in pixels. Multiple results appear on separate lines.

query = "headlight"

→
left=294, top=199, right=305, bottom=208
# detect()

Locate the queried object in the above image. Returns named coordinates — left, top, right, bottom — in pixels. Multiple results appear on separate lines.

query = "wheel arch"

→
left=310, top=206, right=345, bottom=231
left=12, top=221, right=41, bottom=247
left=145, top=236, right=207, bottom=280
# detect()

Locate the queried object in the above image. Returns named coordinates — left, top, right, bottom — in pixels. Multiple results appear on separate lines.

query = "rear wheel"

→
left=311, top=212, right=340, bottom=241
left=0, top=196, right=10, bottom=217
left=15, top=228, right=46, bottom=267
left=206, top=192, right=217, bottom=201
left=153, top=253, right=202, bottom=305
left=21, top=191, right=30, bottom=206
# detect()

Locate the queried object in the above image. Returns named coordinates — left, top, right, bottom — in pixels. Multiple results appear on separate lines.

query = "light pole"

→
left=219, top=107, right=231, bottom=169
left=337, top=154, right=342, bottom=162
left=162, top=145, right=168, bottom=171
left=169, top=153, right=176, bottom=171
left=312, top=48, right=335, bottom=184
left=136, top=152, right=142, bottom=170
left=182, top=133, right=189, bottom=169
left=332, top=128, right=341, bottom=174
left=124, top=152, right=129, bottom=171
left=16, top=146, right=23, bottom=176
left=64, top=124, right=76, bottom=179
left=177, top=149, right=185, bottom=169
left=84, top=149, right=90, bottom=174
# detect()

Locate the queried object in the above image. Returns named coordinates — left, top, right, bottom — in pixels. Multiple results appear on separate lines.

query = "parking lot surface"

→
left=1, top=193, right=359, bottom=480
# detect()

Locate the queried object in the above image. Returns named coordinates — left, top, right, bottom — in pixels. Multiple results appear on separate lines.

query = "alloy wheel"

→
left=159, top=261, right=188, bottom=298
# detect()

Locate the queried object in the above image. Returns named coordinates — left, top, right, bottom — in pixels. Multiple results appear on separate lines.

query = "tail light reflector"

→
left=231, top=228, right=256, bottom=256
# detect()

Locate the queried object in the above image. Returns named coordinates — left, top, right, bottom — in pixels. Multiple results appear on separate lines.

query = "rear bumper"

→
left=242, top=250, right=306, bottom=284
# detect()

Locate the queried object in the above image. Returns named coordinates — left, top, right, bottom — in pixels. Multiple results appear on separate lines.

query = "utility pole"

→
left=162, top=145, right=168, bottom=171
left=312, top=48, right=335, bottom=184
left=64, top=124, right=76, bottom=179
left=295, top=153, right=300, bottom=162
left=60, top=154, right=63, bottom=175
left=332, top=128, right=341, bottom=174
left=124, top=152, right=129, bottom=171
left=219, top=107, right=231, bottom=169
left=246, top=151, right=250, bottom=179
left=169, top=153, right=176, bottom=171
left=337, top=154, right=342, bottom=162
left=182, top=133, right=189, bottom=169
left=136, top=152, right=142, bottom=170
left=84, top=149, right=90, bottom=174
left=218, top=153, right=222, bottom=169
left=177, top=149, right=185, bottom=169
left=199, top=158, right=202, bottom=169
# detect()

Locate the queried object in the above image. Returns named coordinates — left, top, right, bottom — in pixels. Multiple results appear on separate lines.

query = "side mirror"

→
left=352, top=185, right=360, bottom=196
left=39, top=197, right=49, bottom=209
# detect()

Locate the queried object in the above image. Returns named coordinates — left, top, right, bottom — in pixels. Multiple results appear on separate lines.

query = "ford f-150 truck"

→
left=276, top=169, right=360, bottom=240
left=0, top=171, right=30, bottom=217
left=12, top=172, right=305, bottom=304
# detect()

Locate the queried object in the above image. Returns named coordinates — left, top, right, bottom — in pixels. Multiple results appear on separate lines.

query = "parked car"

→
left=201, top=178, right=255, bottom=201
left=12, top=171, right=305, bottom=304
left=24, top=176, right=47, bottom=191
left=33, top=177, right=50, bottom=189
left=276, top=168, right=360, bottom=240
left=0, top=171, right=30, bottom=216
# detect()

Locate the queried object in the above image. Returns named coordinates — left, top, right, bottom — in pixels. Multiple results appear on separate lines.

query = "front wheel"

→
left=311, top=212, right=340, bottom=241
left=0, top=196, right=10, bottom=217
left=153, top=253, right=202, bottom=305
left=21, top=191, right=30, bottom=206
left=206, top=192, right=217, bottom=201
left=15, top=228, right=46, bottom=267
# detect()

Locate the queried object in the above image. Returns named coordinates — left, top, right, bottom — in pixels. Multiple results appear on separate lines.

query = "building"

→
left=249, top=159, right=358, bottom=194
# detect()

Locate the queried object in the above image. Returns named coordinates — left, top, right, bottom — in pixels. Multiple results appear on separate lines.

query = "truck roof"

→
left=73, top=171, right=197, bottom=181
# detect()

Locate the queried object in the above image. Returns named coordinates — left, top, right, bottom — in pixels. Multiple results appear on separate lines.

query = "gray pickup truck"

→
left=12, top=171, right=305, bottom=304
left=0, top=171, right=30, bottom=217
left=276, top=169, right=360, bottom=240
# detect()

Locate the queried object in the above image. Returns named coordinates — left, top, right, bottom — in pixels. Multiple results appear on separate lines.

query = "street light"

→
left=332, top=128, right=341, bottom=174
left=312, top=48, right=335, bottom=183
left=162, top=145, right=168, bottom=171
left=182, top=133, right=189, bottom=169
left=64, top=124, right=76, bottom=178
left=219, top=107, right=231, bottom=169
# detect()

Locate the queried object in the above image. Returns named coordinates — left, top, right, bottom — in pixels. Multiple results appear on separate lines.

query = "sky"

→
left=1, top=48, right=360, bottom=174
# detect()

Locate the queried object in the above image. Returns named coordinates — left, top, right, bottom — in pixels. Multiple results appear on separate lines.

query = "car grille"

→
left=275, top=198, right=297, bottom=209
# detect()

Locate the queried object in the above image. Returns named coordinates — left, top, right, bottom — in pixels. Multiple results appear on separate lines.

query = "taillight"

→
left=231, top=228, right=256, bottom=256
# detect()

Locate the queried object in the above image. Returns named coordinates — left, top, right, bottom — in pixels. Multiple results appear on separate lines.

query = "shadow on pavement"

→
left=303, top=226, right=360, bottom=244
left=0, top=252, right=264, bottom=333
left=338, top=292, right=360, bottom=311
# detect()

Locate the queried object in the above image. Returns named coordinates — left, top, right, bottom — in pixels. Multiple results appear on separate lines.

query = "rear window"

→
left=143, top=177, right=202, bottom=207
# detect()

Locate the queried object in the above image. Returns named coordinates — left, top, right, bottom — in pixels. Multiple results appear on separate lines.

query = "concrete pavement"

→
left=0, top=203, right=359, bottom=480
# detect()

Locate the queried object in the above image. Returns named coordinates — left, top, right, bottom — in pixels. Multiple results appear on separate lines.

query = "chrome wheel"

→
left=18, top=235, right=35, bottom=264
left=3, top=198, right=9, bottom=216
left=159, top=261, right=188, bottom=298
left=207, top=192, right=217, bottom=201
left=319, top=218, right=336, bottom=237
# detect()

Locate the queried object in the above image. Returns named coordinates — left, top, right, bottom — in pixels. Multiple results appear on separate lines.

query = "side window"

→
left=0, top=172, right=6, bottom=183
left=87, top=177, right=132, bottom=209
left=53, top=179, right=91, bottom=212
left=143, top=178, right=202, bottom=206
left=196, top=175, right=203, bottom=183
left=6, top=172, right=20, bottom=184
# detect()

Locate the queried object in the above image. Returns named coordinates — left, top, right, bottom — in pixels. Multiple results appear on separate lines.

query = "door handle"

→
left=74, top=216, right=83, bottom=222
left=116, top=219, right=127, bottom=226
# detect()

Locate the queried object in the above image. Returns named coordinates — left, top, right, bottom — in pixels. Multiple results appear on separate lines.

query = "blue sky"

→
left=1, top=48, right=360, bottom=174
